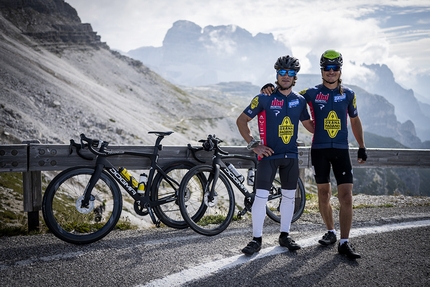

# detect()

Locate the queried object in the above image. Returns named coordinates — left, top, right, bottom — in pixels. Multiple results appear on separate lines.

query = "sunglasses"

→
left=323, top=65, right=341, bottom=71
left=277, top=69, right=297, bottom=77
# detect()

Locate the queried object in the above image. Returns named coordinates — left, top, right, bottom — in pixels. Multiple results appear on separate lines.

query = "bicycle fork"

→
left=76, top=164, right=104, bottom=218
left=205, top=163, right=220, bottom=206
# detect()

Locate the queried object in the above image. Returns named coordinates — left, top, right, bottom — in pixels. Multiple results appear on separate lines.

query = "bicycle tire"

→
left=178, top=165, right=235, bottom=236
left=266, top=176, right=306, bottom=223
left=42, top=167, right=122, bottom=244
left=152, top=160, right=206, bottom=229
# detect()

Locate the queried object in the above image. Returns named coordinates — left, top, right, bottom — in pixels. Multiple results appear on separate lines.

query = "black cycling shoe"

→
left=338, top=242, right=361, bottom=259
left=242, top=239, right=261, bottom=256
left=318, top=231, right=337, bottom=246
left=279, top=233, right=301, bottom=251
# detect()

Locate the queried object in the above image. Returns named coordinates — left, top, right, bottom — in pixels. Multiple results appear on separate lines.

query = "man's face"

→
left=276, top=69, right=296, bottom=89
left=321, top=65, right=341, bottom=84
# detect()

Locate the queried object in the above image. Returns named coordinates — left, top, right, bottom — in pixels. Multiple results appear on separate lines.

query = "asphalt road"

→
left=1, top=205, right=429, bottom=287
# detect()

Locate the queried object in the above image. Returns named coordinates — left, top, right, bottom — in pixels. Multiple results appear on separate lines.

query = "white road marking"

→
left=140, top=220, right=430, bottom=287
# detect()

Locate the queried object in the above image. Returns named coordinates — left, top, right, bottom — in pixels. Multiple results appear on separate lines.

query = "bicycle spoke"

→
left=179, top=166, right=235, bottom=236
left=43, top=167, right=122, bottom=244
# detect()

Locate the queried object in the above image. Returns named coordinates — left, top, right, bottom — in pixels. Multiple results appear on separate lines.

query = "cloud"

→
left=65, top=0, right=430, bottom=90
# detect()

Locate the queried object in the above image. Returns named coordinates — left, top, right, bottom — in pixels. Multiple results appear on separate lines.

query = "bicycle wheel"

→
left=152, top=160, right=206, bottom=229
left=266, top=177, right=306, bottom=223
left=42, top=167, right=122, bottom=244
left=178, top=165, right=235, bottom=236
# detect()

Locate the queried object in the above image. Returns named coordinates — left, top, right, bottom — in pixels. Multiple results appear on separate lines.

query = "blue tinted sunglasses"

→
left=323, top=65, right=341, bottom=71
left=277, top=69, right=297, bottom=77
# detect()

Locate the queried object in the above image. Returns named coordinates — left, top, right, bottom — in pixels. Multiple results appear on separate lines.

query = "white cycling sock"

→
left=280, top=189, right=296, bottom=233
left=252, top=189, right=269, bottom=238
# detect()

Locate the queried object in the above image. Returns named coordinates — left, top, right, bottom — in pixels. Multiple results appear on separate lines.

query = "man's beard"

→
left=323, top=78, right=338, bottom=85
left=276, top=81, right=293, bottom=90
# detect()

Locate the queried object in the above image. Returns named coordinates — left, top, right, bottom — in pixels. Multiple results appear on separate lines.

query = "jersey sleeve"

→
left=299, top=88, right=309, bottom=100
left=298, top=95, right=311, bottom=121
left=300, top=104, right=311, bottom=121
left=348, top=92, right=359, bottom=118
left=243, top=95, right=263, bottom=119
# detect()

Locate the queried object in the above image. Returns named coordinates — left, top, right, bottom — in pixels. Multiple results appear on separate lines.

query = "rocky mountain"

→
left=128, top=20, right=430, bottom=145
left=0, top=0, right=241, bottom=146
left=353, top=64, right=430, bottom=143
left=127, top=20, right=288, bottom=87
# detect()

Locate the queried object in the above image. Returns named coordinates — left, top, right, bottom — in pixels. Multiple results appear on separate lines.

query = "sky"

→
left=65, top=0, right=430, bottom=94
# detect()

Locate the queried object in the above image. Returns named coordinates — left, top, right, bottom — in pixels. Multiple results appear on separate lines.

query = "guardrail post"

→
left=22, top=140, right=42, bottom=232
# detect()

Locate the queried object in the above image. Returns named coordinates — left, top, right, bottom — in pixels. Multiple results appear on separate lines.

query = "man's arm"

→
left=350, top=116, right=367, bottom=163
left=236, top=112, right=274, bottom=157
left=301, top=119, right=314, bottom=134
left=260, top=83, right=275, bottom=95
left=236, top=112, right=254, bottom=144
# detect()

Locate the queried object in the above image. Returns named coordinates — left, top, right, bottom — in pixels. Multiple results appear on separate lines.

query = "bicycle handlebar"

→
left=187, top=134, right=230, bottom=163
left=68, top=134, right=110, bottom=160
left=69, top=131, right=174, bottom=160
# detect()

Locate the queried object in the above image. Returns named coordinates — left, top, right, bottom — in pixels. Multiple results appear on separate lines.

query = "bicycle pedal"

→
left=237, top=209, right=247, bottom=217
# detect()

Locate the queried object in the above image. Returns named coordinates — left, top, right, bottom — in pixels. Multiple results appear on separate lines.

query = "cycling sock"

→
left=252, top=189, right=269, bottom=238
left=280, top=189, right=295, bottom=233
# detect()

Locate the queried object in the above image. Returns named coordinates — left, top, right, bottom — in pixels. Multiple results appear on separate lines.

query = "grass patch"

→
left=197, top=214, right=226, bottom=226
left=0, top=225, right=28, bottom=236
left=115, top=217, right=138, bottom=230
left=353, top=204, right=377, bottom=209
left=378, top=203, right=394, bottom=208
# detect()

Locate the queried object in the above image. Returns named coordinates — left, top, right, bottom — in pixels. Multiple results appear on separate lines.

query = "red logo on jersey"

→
left=315, top=92, right=329, bottom=102
left=271, top=99, right=284, bottom=109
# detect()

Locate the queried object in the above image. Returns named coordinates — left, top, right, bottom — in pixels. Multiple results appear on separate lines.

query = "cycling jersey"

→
left=299, top=84, right=358, bottom=149
left=243, top=89, right=310, bottom=160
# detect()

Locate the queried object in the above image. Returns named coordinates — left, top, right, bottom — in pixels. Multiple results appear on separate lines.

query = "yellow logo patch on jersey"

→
left=251, top=96, right=259, bottom=109
left=324, top=110, right=341, bottom=138
left=279, top=116, right=294, bottom=144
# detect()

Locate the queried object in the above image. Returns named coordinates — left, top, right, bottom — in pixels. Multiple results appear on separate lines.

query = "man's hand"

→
left=260, top=83, right=275, bottom=95
left=252, top=144, right=274, bottom=158
left=358, top=147, right=367, bottom=163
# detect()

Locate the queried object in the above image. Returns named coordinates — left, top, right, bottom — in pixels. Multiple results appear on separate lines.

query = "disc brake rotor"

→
left=204, top=191, right=218, bottom=207
left=75, top=195, right=95, bottom=214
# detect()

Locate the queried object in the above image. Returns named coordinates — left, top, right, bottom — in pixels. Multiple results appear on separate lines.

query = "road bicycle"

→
left=178, top=134, right=306, bottom=236
left=42, top=131, right=204, bottom=244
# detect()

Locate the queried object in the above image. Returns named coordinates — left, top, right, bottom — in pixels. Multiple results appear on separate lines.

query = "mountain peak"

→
left=0, top=0, right=107, bottom=51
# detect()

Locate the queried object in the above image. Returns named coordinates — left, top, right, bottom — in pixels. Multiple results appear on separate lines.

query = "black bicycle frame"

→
left=79, top=137, right=179, bottom=209
left=208, top=152, right=256, bottom=199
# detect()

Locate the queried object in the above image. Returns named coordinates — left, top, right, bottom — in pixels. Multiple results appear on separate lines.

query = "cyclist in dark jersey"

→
left=261, top=50, right=367, bottom=259
left=237, top=55, right=314, bottom=256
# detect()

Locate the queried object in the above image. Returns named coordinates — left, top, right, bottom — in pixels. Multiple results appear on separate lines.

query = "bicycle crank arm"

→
left=237, top=208, right=248, bottom=218
left=145, top=203, right=161, bottom=227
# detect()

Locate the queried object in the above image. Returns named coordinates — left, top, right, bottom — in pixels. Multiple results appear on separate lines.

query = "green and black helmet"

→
left=320, top=50, right=343, bottom=68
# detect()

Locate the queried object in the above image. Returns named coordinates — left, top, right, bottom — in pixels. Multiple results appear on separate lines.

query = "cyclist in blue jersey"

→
left=237, top=55, right=314, bottom=256
left=261, top=50, right=367, bottom=259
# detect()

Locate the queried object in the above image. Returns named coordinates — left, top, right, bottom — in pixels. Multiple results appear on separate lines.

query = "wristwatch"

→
left=246, top=138, right=261, bottom=150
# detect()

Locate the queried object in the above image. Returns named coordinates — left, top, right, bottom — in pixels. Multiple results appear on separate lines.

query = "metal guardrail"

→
left=1, top=142, right=430, bottom=231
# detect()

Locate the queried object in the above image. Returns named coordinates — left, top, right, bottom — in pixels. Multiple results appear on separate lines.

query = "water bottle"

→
left=227, top=163, right=244, bottom=183
left=137, top=173, right=148, bottom=194
left=119, top=167, right=138, bottom=189
left=247, top=168, right=255, bottom=186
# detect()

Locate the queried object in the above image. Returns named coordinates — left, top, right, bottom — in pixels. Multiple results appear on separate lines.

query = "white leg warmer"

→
left=280, top=189, right=296, bottom=233
left=252, top=189, right=269, bottom=238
